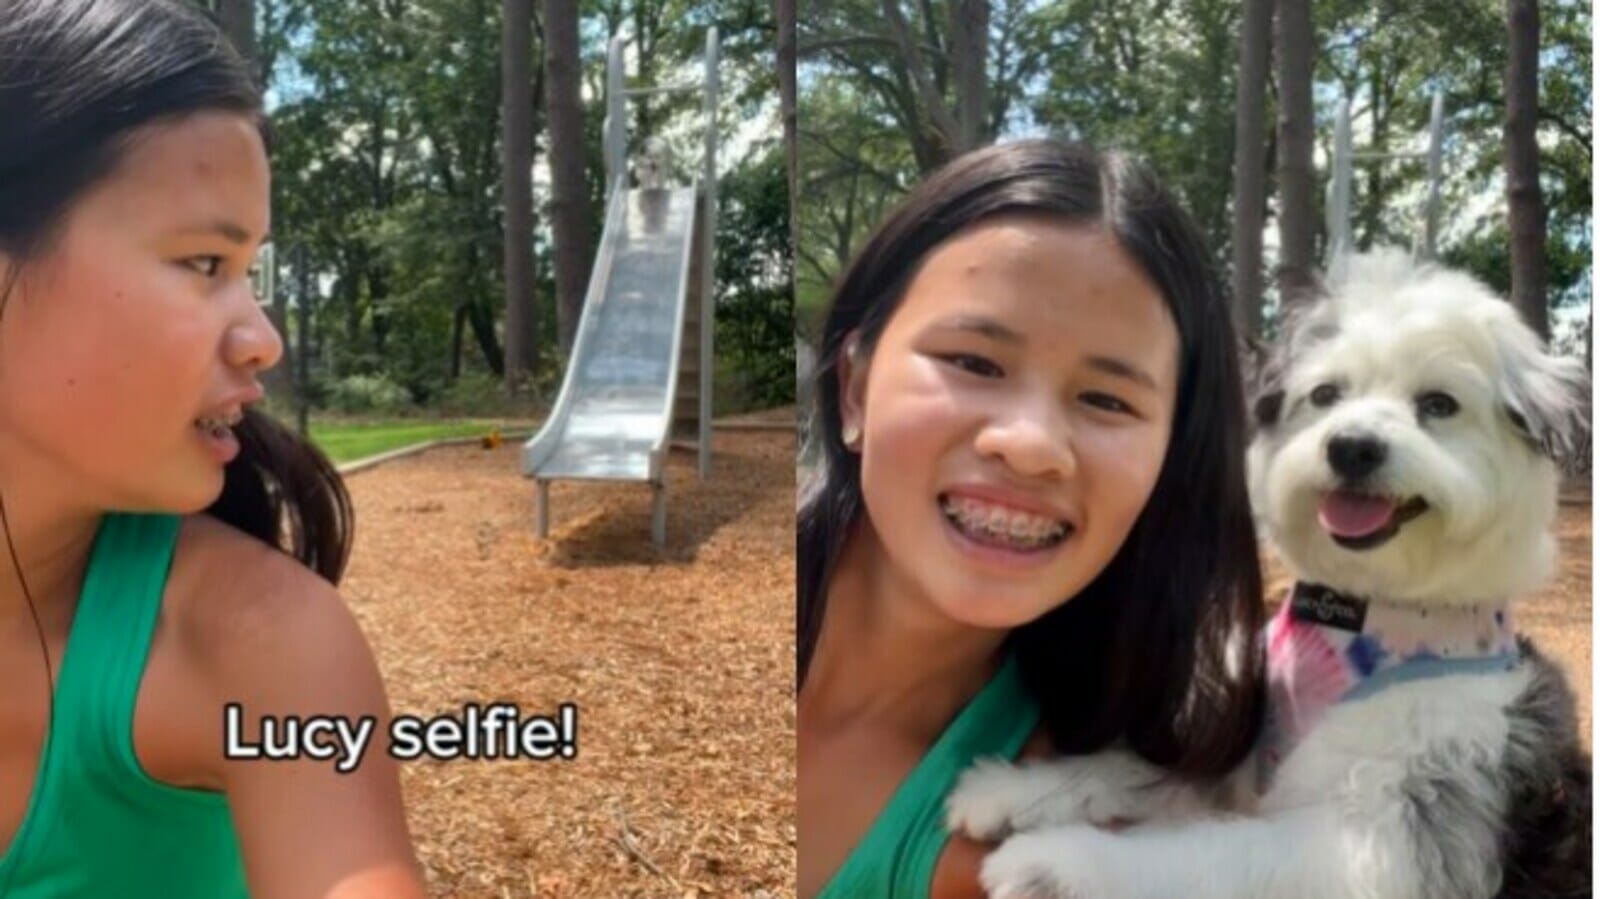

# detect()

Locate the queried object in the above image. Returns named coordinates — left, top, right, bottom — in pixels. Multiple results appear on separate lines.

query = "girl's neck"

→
left=0, top=447, right=103, bottom=626
left=801, top=520, right=1008, bottom=743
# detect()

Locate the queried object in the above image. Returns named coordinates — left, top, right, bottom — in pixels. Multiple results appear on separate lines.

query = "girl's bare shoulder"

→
left=164, top=513, right=373, bottom=698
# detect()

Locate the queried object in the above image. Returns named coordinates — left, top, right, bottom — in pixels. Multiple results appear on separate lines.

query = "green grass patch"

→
left=309, top=418, right=528, bottom=464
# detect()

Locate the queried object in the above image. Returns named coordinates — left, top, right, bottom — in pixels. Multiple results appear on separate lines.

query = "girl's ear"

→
left=836, top=331, right=868, bottom=451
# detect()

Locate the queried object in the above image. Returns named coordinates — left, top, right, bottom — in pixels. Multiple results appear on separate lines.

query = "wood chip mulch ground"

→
left=338, top=427, right=796, bottom=898
left=1263, top=501, right=1592, bottom=749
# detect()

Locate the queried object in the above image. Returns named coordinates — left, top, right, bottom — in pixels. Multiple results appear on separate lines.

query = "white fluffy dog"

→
left=632, top=135, right=673, bottom=190
left=946, top=250, right=1591, bottom=899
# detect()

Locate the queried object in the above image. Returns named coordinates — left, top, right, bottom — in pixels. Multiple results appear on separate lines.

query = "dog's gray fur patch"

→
left=1394, top=644, right=1590, bottom=899
left=1493, top=642, right=1591, bottom=898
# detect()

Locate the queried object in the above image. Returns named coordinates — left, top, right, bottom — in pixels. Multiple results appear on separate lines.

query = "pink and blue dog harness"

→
left=1256, top=582, right=1522, bottom=792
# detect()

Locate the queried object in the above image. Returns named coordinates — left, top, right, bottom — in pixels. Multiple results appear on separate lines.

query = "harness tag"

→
left=1289, top=584, right=1367, bottom=633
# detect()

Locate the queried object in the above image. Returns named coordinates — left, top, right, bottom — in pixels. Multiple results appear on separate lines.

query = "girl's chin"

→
left=136, top=466, right=227, bottom=515
left=924, top=585, right=1066, bottom=631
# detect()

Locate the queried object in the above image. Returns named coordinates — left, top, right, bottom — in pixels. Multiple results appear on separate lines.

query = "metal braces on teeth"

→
left=195, top=411, right=244, bottom=434
left=941, top=499, right=1067, bottom=546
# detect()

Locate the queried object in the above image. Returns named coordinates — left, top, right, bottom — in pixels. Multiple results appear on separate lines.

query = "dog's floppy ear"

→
left=1493, top=317, right=1590, bottom=465
left=1254, top=388, right=1285, bottom=428
left=1238, top=335, right=1283, bottom=429
left=1249, top=289, right=1338, bottom=432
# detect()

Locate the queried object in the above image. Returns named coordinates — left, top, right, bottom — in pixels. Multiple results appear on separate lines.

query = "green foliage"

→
left=326, top=374, right=413, bottom=415
left=794, top=73, right=916, bottom=302
left=432, top=371, right=543, bottom=417
left=798, top=0, right=1591, bottom=336
left=715, top=143, right=796, bottom=409
left=1027, top=0, right=1241, bottom=252
left=1304, top=0, right=1590, bottom=314
left=259, top=0, right=781, bottom=415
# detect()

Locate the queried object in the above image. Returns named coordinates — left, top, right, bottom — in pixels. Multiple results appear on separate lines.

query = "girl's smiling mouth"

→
left=938, top=486, right=1076, bottom=559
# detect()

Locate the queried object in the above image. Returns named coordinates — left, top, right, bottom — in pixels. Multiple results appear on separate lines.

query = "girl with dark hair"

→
left=0, top=1, right=424, bottom=895
left=798, top=139, right=1266, bottom=898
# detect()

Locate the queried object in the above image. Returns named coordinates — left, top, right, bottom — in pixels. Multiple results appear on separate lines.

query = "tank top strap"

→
left=0, top=513, right=245, bottom=897
left=52, top=512, right=183, bottom=784
left=818, top=654, right=1041, bottom=898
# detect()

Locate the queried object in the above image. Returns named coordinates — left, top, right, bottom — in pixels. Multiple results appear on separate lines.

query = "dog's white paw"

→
left=980, top=828, right=1113, bottom=899
left=946, top=758, right=1042, bottom=840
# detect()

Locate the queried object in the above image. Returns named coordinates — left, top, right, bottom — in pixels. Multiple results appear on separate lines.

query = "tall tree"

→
left=778, top=0, right=797, bottom=256
left=543, top=0, right=591, bottom=355
left=1504, top=0, right=1547, bottom=338
left=502, top=0, right=538, bottom=391
left=214, top=0, right=259, bottom=86
left=1231, top=0, right=1271, bottom=338
left=1274, top=0, right=1316, bottom=303
left=802, top=0, right=1016, bottom=174
left=948, top=0, right=989, bottom=153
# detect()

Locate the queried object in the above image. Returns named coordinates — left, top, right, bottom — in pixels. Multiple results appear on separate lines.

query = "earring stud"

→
left=841, top=423, right=861, bottom=448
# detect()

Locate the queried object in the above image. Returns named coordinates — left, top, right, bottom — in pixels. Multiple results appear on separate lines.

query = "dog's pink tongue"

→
left=1317, top=491, right=1395, bottom=538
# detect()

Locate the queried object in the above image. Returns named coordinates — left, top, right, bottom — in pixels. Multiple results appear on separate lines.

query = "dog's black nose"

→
left=1327, top=433, right=1387, bottom=480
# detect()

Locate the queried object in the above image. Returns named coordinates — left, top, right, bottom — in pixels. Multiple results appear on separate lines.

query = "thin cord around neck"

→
left=0, top=488, right=55, bottom=720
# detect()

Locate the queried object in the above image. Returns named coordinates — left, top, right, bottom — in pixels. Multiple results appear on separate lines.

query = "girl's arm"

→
left=194, top=535, right=427, bottom=899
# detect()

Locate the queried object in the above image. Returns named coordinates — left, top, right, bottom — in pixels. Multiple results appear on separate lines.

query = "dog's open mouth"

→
left=1317, top=490, right=1429, bottom=550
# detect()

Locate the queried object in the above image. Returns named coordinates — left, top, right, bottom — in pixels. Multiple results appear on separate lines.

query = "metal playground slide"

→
left=522, top=185, right=698, bottom=544
left=523, top=28, right=719, bottom=547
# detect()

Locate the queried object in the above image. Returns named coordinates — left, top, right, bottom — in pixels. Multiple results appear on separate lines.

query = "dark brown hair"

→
left=0, top=0, right=351, bottom=583
left=799, top=140, right=1265, bottom=776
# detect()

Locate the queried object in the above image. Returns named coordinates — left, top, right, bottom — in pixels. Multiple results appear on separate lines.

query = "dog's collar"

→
left=1257, top=582, right=1521, bottom=793
left=1285, top=582, right=1519, bottom=659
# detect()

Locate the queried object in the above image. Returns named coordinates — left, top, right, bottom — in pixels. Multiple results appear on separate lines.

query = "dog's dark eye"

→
left=1417, top=391, right=1459, bottom=419
left=1309, top=383, right=1341, bottom=408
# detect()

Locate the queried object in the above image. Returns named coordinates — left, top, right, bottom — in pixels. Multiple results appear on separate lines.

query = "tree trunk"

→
left=368, top=266, right=389, bottom=353
left=215, top=0, right=259, bottom=87
left=1274, top=0, right=1317, bottom=304
left=881, top=0, right=961, bottom=165
left=543, top=0, right=591, bottom=356
left=295, top=244, right=311, bottom=435
left=468, top=236, right=505, bottom=375
left=1358, top=66, right=1392, bottom=246
left=266, top=251, right=291, bottom=399
left=341, top=255, right=361, bottom=349
left=1231, top=0, right=1271, bottom=338
left=502, top=0, right=538, bottom=393
left=778, top=0, right=797, bottom=254
left=469, top=297, right=506, bottom=375
left=1505, top=0, right=1547, bottom=338
left=948, top=0, right=988, bottom=151
left=633, top=1, right=666, bottom=138
left=450, top=304, right=467, bottom=380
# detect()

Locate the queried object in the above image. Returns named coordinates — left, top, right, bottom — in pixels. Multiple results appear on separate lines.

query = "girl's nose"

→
left=225, top=282, right=284, bottom=373
left=973, top=397, right=1078, bottom=482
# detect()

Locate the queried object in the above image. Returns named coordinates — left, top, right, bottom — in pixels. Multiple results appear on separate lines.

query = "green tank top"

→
left=0, top=513, right=249, bottom=897
left=817, top=654, right=1041, bottom=898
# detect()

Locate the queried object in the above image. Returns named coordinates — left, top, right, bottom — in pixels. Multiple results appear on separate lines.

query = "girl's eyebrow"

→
left=173, top=220, right=271, bottom=246
left=936, top=314, right=1025, bottom=345
left=1087, top=355, right=1159, bottom=390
